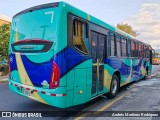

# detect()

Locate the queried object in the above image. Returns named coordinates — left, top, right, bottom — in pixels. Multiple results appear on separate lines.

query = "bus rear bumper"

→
left=8, top=79, right=67, bottom=108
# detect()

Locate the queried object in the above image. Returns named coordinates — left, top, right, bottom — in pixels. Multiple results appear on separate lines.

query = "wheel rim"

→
left=111, top=79, right=117, bottom=94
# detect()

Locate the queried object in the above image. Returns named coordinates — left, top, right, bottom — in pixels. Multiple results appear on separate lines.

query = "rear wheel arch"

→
left=107, top=71, right=120, bottom=98
left=113, top=71, right=121, bottom=88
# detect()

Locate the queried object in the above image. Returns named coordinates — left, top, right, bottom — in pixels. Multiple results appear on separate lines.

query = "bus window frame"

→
left=131, top=40, right=137, bottom=58
left=73, top=19, right=89, bottom=54
left=121, top=36, right=128, bottom=58
left=127, top=39, right=131, bottom=58
left=69, top=15, right=90, bottom=55
left=109, top=32, right=116, bottom=57
left=115, top=34, right=122, bottom=58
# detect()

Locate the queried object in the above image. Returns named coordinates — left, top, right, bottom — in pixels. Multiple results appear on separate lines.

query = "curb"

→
left=0, top=79, right=8, bottom=83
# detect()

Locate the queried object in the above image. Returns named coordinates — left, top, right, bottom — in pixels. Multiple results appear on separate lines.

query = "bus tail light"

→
left=50, top=62, right=60, bottom=89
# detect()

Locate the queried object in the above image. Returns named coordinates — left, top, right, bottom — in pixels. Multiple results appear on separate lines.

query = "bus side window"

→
left=116, top=35, right=121, bottom=57
left=121, top=37, right=127, bottom=57
left=128, top=40, right=131, bottom=57
left=131, top=41, right=136, bottom=57
left=143, top=46, right=146, bottom=58
left=110, top=32, right=116, bottom=56
left=139, top=44, right=143, bottom=58
left=136, top=43, right=139, bottom=57
left=73, top=19, right=89, bottom=54
left=146, top=47, right=150, bottom=60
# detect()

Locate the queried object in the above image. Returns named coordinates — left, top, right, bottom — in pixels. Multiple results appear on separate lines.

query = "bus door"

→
left=91, top=31, right=105, bottom=97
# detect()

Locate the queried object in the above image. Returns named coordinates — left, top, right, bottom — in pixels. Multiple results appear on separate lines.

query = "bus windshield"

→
left=10, top=7, right=59, bottom=43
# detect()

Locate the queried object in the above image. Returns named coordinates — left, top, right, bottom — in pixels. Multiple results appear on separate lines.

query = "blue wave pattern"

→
left=9, top=53, right=17, bottom=71
left=105, top=58, right=130, bottom=76
left=54, top=47, right=90, bottom=77
left=21, top=55, right=53, bottom=87
left=11, top=47, right=90, bottom=87
left=105, top=58, right=146, bottom=81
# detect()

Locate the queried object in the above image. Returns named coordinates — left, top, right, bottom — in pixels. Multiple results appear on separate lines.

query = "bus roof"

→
left=13, top=2, right=59, bottom=18
left=13, top=1, right=151, bottom=48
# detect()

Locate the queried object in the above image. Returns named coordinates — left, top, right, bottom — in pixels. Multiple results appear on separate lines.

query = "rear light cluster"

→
left=50, top=62, right=60, bottom=89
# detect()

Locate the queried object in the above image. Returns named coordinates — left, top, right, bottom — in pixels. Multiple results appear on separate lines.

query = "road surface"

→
left=152, top=64, right=160, bottom=74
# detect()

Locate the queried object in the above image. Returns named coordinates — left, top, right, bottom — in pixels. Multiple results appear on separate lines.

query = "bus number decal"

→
left=45, top=11, right=54, bottom=23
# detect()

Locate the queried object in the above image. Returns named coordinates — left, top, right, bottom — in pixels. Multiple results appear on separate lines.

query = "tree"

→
left=0, top=23, right=10, bottom=60
left=117, top=23, right=137, bottom=37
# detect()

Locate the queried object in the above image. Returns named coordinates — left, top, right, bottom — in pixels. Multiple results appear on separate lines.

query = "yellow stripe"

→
left=95, top=92, right=129, bottom=113
left=103, top=70, right=112, bottom=90
left=141, top=64, right=146, bottom=76
left=75, top=92, right=130, bottom=119
left=15, top=53, right=47, bottom=104
left=15, top=28, right=18, bottom=42
left=75, top=113, right=89, bottom=120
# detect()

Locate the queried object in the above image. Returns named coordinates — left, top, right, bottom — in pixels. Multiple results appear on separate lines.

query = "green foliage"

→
left=0, top=23, right=10, bottom=75
left=117, top=23, right=137, bottom=37
left=0, top=23, right=11, bottom=60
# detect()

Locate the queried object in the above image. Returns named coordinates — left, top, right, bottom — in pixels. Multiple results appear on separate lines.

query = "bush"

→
left=0, top=64, right=8, bottom=75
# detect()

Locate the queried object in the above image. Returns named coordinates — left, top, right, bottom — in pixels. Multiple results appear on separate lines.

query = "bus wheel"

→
left=107, top=74, right=119, bottom=99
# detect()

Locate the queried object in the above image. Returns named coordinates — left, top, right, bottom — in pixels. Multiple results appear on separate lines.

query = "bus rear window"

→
left=10, top=7, right=59, bottom=44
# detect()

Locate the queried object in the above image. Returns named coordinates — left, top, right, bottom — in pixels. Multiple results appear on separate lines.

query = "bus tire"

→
left=107, top=74, right=119, bottom=99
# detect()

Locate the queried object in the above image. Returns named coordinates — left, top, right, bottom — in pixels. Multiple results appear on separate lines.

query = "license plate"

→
left=23, top=89, right=31, bottom=96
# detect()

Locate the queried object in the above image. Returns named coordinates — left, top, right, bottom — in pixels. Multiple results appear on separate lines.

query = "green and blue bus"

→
left=8, top=2, right=153, bottom=108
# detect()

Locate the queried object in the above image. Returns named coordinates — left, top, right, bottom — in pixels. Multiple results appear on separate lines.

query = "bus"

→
left=8, top=2, right=153, bottom=108
left=152, top=53, right=160, bottom=65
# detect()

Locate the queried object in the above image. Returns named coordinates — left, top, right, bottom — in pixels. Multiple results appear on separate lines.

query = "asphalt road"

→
left=0, top=65, right=160, bottom=120
left=152, top=64, right=160, bottom=74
